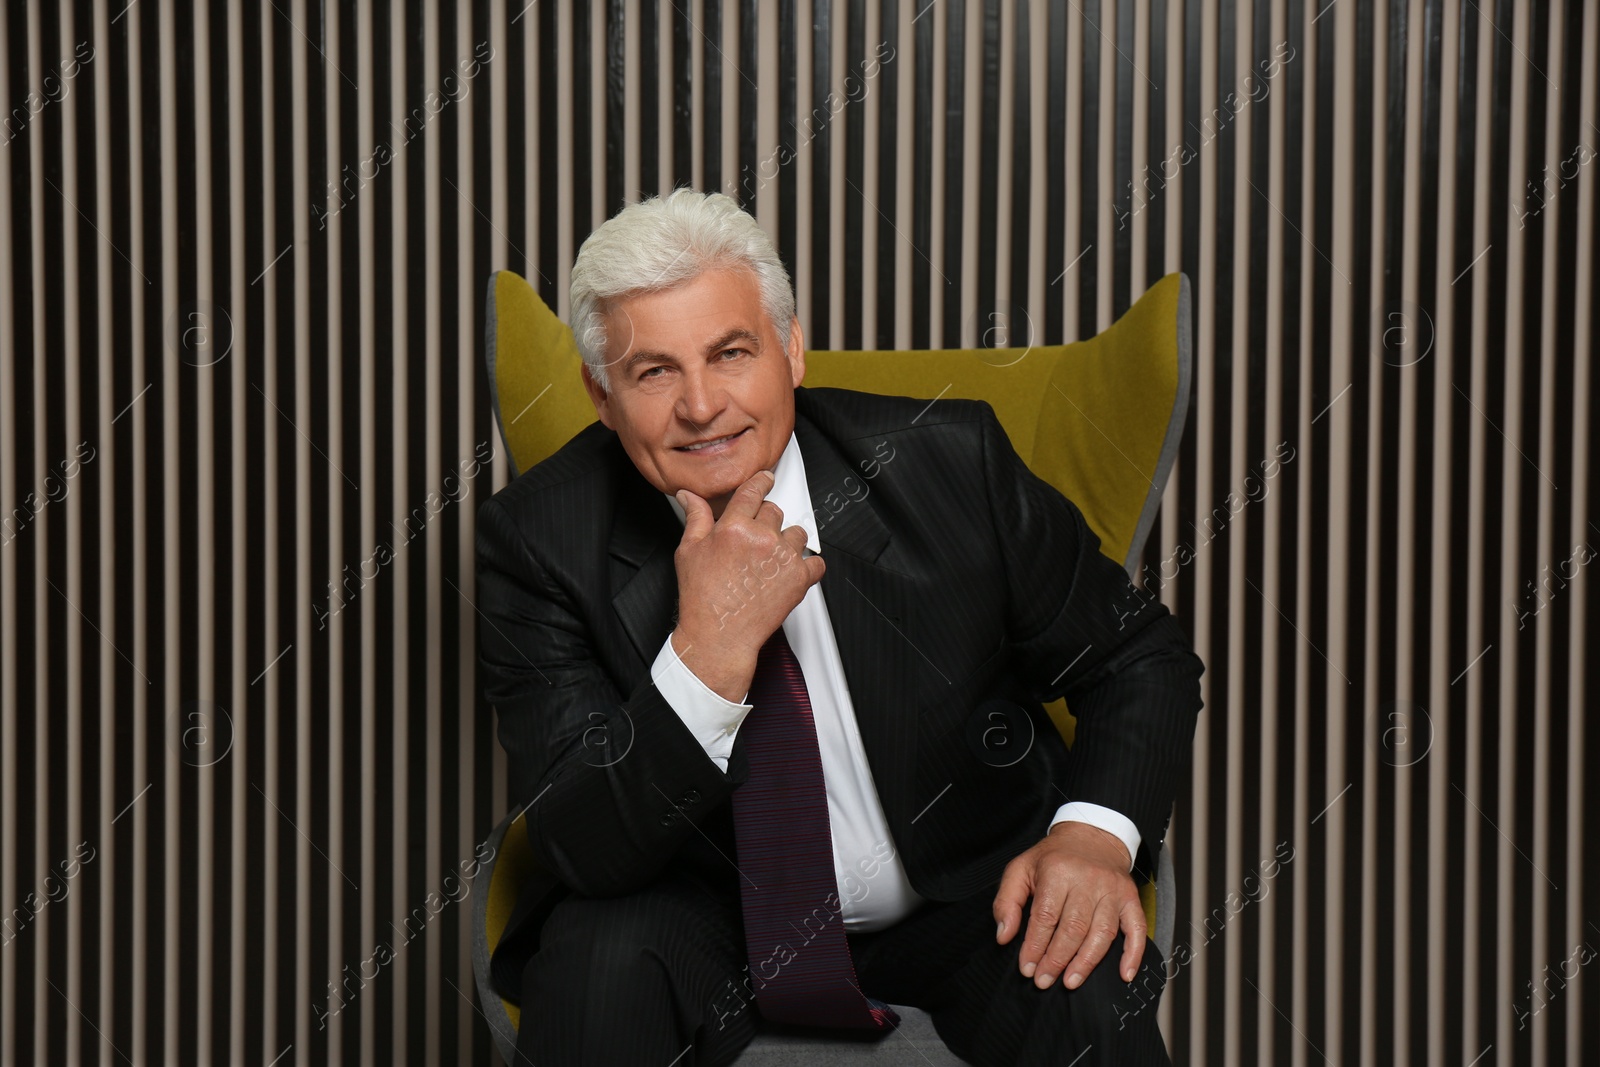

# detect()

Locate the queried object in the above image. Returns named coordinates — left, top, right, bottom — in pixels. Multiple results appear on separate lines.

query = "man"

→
left=475, top=188, right=1205, bottom=1066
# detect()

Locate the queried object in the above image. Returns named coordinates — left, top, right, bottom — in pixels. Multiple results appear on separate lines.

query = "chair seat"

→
left=733, top=1005, right=969, bottom=1065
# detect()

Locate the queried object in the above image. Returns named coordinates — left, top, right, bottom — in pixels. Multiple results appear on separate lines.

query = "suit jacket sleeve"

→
left=977, top=402, right=1205, bottom=873
left=476, top=494, right=744, bottom=898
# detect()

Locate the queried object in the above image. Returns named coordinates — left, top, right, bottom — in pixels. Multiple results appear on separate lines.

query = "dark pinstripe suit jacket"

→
left=475, top=384, right=1205, bottom=1001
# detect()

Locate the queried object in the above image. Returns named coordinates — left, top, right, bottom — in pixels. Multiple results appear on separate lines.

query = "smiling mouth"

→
left=674, top=428, right=749, bottom=452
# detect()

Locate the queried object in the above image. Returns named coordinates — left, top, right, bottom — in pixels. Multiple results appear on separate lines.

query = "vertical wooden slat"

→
left=258, top=0, right=282, bottom=1054
left=897, top=0, right=919, bottom=350
left=1564, top=11, right=1596, bottom=1066
left=928, top=0, right=947, bottom=347
left=992, top=0, right=1013, bottom=353
left=794, top=0, right=812, bottom=335
left=1287, top=0, right=1316, bottom=1060
left=318, top=0, right=344, bottom=1058
left=421, top=0, right=442, bottom=1055
left=1426, top=1, right=1459, bottom=1065
left=453, top=1, right=477, bottom=1060
left=291, top=0, right=314, bottom=1052
left=55, top=2, right=82, bottom=1065
left=226, top=0, right=248, bottom=1052
left=1527, top=3, right=1557, bottom=1062
left=1494, top=0, right=1531, bottom=1061
left=193, top=0, right=216, bottom=1056
left=1223, top=0, right=1250, bottom=1058
left=356, top=0, right=379, bottom=1062
left=157, top=0, right=179, bottom=1058
left=1459, top=0, right=1492, bottom=1054
left=386, top=2, right=412, bottom=1060
left=0, top=0, right=15, bottom=1041
left=0, top=5, right=13, bottom=1058
left=554, top=2, right=573, bottom=316
left=1363, top=0, right=1390, bottom=1061
left=1025, top=0, right=1047, bottom=353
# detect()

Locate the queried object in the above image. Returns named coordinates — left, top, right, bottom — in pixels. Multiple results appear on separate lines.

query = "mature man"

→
left=475, top=188, right=1205, bottom=1066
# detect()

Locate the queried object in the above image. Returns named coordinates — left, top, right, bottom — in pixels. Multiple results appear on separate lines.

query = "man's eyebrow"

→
left=620, top=328, right=763, bottom=372
left=702, top=328, right=761, bottom=353
left=621, top=348, right=665, bottom=373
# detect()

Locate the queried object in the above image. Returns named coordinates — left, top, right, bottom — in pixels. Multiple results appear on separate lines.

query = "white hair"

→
left=569, top=188, right=796, bottom=393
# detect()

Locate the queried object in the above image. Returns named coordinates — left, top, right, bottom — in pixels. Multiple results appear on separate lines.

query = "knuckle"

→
left=1059, top=916, right=1091, bottom=942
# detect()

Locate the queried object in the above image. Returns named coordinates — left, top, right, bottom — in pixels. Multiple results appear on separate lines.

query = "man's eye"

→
left=640, top=366, right=664, bottom=379
left=718, top=348, right=745, bottom=360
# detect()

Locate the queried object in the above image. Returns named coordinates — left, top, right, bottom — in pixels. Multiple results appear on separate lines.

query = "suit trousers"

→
left=513, top=863, right=1172, bottom=1067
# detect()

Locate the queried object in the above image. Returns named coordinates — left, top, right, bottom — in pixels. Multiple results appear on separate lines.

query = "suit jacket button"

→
left=682, top=789, right=699, bottom=804
left=661, top=812, right=677, bottom=826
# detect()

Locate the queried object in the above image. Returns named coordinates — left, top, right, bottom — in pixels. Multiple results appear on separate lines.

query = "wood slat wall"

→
left=0, top=1, right=1593, bottom=1064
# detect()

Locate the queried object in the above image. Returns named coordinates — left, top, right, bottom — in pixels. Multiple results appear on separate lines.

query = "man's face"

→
left=580, top=266, right=806, bottom=520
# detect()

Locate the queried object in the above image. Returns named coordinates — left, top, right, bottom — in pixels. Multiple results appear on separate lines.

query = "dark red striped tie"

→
left=729, top=627, right=901, bottom=1031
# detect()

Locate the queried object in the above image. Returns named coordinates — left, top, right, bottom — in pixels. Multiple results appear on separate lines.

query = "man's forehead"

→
left=602, top=273, right=774, bottom=347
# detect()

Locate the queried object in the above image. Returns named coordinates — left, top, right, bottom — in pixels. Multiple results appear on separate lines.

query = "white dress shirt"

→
left=649, top=430, right=1141, bottom=932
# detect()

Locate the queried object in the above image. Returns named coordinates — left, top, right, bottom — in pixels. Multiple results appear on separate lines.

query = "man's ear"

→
left=580, top=363, right=615, bottom=429
left=786, top=316, right=806, bottom=388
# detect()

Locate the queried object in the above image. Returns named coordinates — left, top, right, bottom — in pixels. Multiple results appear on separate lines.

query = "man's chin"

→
left=680, top=481, right=739, bottom=507
left=666, top=462, right=750, bottom=501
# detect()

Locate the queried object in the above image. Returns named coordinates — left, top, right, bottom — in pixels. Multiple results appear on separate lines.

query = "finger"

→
left=727, top=468, right=776, bottom=521
left=1055, top=893, right=1123, bottom=990
left=1116, top=896, right=1148, bottom=982
left=779, top=524, right=809, bottom=558
left=677, top=489, right=712, bottom=542
left=1025, top=885, right=1088, bottom=985
left=1018, top=882, right=1069, bottom=980
left=755, top=498, right=785, bottom=531
left=991, top=861, right=1032, bottom=948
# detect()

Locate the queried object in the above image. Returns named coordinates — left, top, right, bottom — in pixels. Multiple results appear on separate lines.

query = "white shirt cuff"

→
left=650, top=633, right=753, bottom=772
left=1049, top=802, right=1142, bottom=872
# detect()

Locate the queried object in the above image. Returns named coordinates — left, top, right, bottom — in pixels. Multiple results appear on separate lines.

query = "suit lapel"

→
left=792, top=405, right=925, bottom=829
left=608, top=447, right=682, bottom=668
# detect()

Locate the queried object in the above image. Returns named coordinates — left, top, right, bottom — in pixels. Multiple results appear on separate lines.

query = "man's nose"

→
left=675, top=367, right=726, bottom=427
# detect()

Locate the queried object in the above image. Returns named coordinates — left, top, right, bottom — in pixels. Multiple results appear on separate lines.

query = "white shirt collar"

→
left=662, top=430, right=821, bottom=556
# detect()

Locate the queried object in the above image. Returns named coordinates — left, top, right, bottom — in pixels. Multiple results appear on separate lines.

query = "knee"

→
left=1066, top=934, right=1168, bottom=1038
left=528, top=896, right=676, bottom=998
